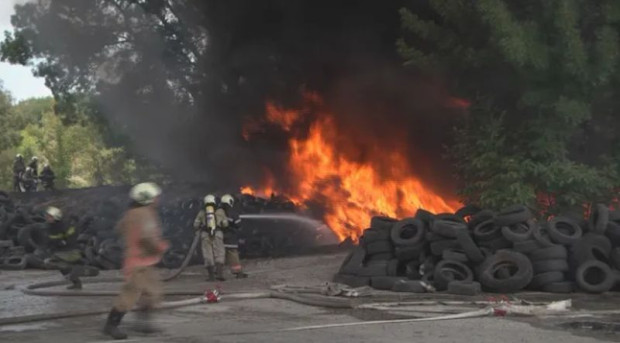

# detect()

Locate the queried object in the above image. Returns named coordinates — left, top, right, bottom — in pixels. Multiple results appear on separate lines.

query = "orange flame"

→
left=243, top=94, right=460, bottom=242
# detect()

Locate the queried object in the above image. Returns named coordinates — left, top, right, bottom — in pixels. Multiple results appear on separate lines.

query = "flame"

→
left=243, top=94, right=460, bottom=242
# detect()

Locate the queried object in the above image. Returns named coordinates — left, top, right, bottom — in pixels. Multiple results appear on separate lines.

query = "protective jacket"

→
left=47, top=219, right=81, bottom=262
left=216, top=204, right=241, bottom=248
left=13, top=158, right=25, bottom=175
left=116, top=205, right=169, bottom=278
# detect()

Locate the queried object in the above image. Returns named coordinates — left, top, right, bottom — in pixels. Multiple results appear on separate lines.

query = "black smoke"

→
left=12, top=0, right=461, bottom=196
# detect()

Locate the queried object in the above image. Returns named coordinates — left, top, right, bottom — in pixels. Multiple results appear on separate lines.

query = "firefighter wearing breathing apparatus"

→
left=194, top=194, right=226, bottom=281
left=217, top=194, right=248, bottom=278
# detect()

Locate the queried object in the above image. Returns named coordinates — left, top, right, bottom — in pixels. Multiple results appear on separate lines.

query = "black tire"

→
left=430, top=239, right=458, bottom=256
left=529, top=246, right=567, bottom=261
left=501, top=220, right=534, bottom=242
left=529, top=271, right=565, bottom=289
left=494, top=205, right=533, bottom=227
left=365, top=240, right=393, bottom=255
left=371, top=276, right=407, bottom=290
left=387, top=259, right=407, bottom=277
left=431, top=220, right=467, bottom=238
left=392, top=279, right=426, bottom=293
left=333, top=274, right=370, bottom=287
left=366, top=253, right=394, bottom=262
left=358, top=261, right=388, bottom=277
left=571, top=233, right=612, bottom=265
left=433, top=260, right=474, bottom=290
left=455, top=230, right=484, bottom=263
left=575, top=260, right=615, bottom=293
left=455, top=205, right=482, bottom=220
left=0, top=255, right=27, bottom=270
left=391, top=218, right=426, bottom=246
left=442, top=249, right=469, bottom=263
left=542, top=281, right=575, bottom=293
left=547, top=216, right=583, bottom=245
left=362, top=228, right=391, bottom=243
left=435, top=213, right=466, bottom=224
left=414, top=209, right=435, bottom=228
left=532, top=224, right=555, bottom=248
left=405, top=260, right=422, bottom=280
left=533, top=259, right=569, bottom=274
left=447, top=281, right=481, bottom=296
left=477, top=237, right=512, bottom=251
left=589, top=204, right=609, bottom=235
left=394, top=245, right=424, bottom=262
left=473, top=220, right=502, bottom=242
left=611, top=247, right=620, bottom=269
left=469, top=210, right=495, bottom=229
left=370, top=216, right=398, bottom=232
left=605, top=221, right=620, bottom=246
left=513, top=240, right=542, bottom=254
left=479, top=250, right=533, bottom=292
left=339, top=247, right=366, bottom=274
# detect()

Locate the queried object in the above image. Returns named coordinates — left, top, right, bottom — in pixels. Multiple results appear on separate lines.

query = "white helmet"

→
left=129, top=182, right=162, bottom=205
left=16, top=154, right=22, bottom=159
left=221, top=194, right=234, bottom=207
left=204, top=194, right=216, bottom=205
left=46, top=206, right=62, bottom=221
left=32, top=156, right=38, bottom=161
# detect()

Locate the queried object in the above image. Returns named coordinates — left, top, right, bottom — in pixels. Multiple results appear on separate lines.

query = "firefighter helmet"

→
left=129, top=182, right=162, bottom=205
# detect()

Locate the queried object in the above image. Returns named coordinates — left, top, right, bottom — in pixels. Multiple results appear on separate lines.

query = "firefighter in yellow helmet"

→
left=193, top=194, right=225, bottom=281
left=217, top=194, right=248, bottom=278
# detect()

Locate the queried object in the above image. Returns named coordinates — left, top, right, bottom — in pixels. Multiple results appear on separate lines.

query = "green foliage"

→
left=0, top=85, right=151, bottom=190
left=401, top=0, right=620, bottom=213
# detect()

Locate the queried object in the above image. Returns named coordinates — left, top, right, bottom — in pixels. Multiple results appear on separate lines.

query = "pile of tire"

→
left=334, top=204, right=620, bottom=295
left=0, top=190, right=307, bottom=271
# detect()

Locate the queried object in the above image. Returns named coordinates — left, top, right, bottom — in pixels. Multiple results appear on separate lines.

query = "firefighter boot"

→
left=206, top=266, right=216, bottom=281
left=235, top=271, right=249, bottom=279
left=216, top=263, right=226, bottom=281
left=134, top=309, right=162, bottom=334
left=103, top=308, right=128, bottom=340
left=66, top=278, right=82, bottom=290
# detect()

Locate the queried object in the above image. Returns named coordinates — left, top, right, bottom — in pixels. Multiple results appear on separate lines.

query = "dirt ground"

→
left=1, top=251, right=620, bottom=343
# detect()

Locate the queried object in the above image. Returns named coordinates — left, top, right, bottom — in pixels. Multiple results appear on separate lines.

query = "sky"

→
left=0, top=0, right=52, bottom=102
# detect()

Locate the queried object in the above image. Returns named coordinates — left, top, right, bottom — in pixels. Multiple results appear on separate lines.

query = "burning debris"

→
left=334, top=204, right=620, bottom=294
left=242, top=93, right=460, bottom=242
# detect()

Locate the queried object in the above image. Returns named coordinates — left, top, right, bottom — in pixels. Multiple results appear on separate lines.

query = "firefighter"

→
left=39, top=164, right=55, bottom=190
left=21, top=167, right=37, bottom=192
left=12, top=154, right=25, bottom=192
left=29, top=156, right=39, bottom=177
left=193, top=194, right=225, bottom=281
left=217, top=194, right=248, bottom=278
left=42, top=207, right=85, bottom=290
left=102, top=182, right=169, bottom=340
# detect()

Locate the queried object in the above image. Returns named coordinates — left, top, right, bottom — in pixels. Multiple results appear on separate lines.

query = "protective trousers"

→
left=225, top=248, right=243, bottom=274
left=201, top=230, right=225, bottom=267
left=113, top=266, right=162, bottom=312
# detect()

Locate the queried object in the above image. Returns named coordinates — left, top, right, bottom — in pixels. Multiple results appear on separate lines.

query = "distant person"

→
left=103, top=182, right=169, bottom=340
left=40, top=164, right=56, bottom=190
left=28, top=156, right=39, bottom=177
left=217, top=194, right=248, bottom=279
left=21, top=167, right=37, bottom=192
left=194, top=194, right=225, bottom=281
left=12, top=154, right=25, bottom=192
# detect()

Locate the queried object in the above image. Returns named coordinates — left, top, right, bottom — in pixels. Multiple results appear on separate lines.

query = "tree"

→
left=399, top=0, right=620, bottom=213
